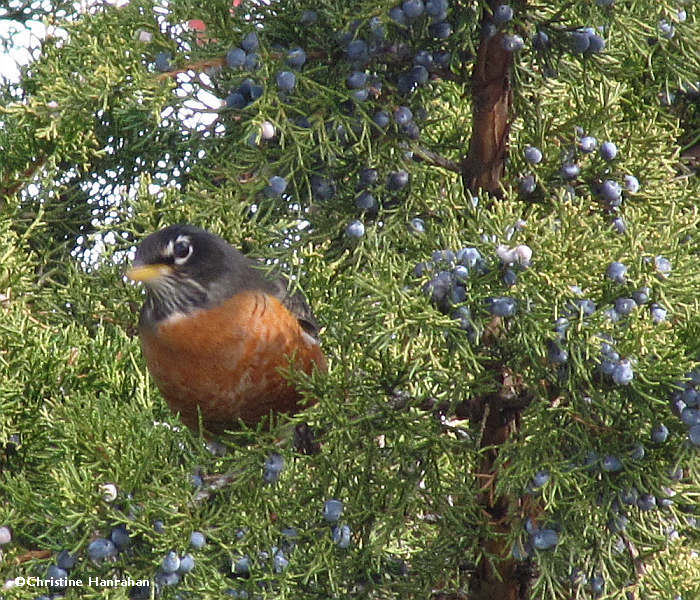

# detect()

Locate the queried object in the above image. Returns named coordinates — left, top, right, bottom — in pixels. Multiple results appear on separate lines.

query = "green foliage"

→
left=0, top=0, right=698, bottom=599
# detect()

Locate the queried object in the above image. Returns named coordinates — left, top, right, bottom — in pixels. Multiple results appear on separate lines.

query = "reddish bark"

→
left=461, top=30, right=513, bottom=196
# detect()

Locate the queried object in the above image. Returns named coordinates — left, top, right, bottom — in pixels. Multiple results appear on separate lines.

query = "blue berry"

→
left=449, top=284, right=467, bottom=304
left=267, top=175, right=288, bottom=196
left=155, top=570, right=180, bottom=587
left=346, top=71, right=368, bottom=89
left=608, top=514, right=628, bottom=532
left=153, top=520, right=165, bottom=533
left=519, top=174, right=536, bottom=194
left=190, top=531, right=206, bottom=549
left=620, top=488, right=638, bottom=505
left=239, top=78, right=262, bottom=101
left=579, top=136, right=597, bottom=153
left=612, top=217, right=626, bottom=234
left=346, top=39, right=369, bottom=62
left=429, top=21, right=452, bottom=39
left=233, top=556, right=251, bottom=575
left=547, top=341, right=568, bottom=364
left=457, top=247, right=482, bottom=268
left=651, top=423, right=669, bottom=443
left=355, top=191, right=376, bottom=211
left=599, top=179, right=621, bottom=202
left=432, top=250, right=456, bottom=266
left=587, top=34, right=606, bottom=53
left=486, top=296, right=517, bottom=317
left=226, top=47, right=246, bottom=69
left=409, top=218, right=426, bottom=234
left=373, top=110, right=390, bottom=128
left=394, top=106, right=413, bottom=125
left=346, top=220, right=365, bottom=238
left=273, top=550, right=289, bottom=573
left=244, top=53, right=260, bottom=71
left=359, top=168, right=379, bottom=187
left=414, top=50, right=433, bottom=69
left=241, top=32, right=259, bottom=52
left=397, top=72, right=418, bottom=95
left=632, top=287, right=650, bottom=305
left=590, top=575, right=605, bottom=595
left=331, top=524, right=352, bottom=548
left=532, top=470, right=550, bottom=487
left=162, top=551, right=180, bottom=573
left=502, top=34, right=524, bottom=52
left=0, top=526, right=10, bottom=545
left=658, top=20, right=675, bottom=39
left=614, top=298, right=636, bottom=316
left=532, top=30, right=550, bottom=51
left=605, top=309, right=620, bottom=324
left=287, top=47, right=307, bottom=69
left=599, top=141, right=617, bottom=160
left=453, top=265, right=469, bottom=283
left=369, top=17, right=386, bottom=39
left=276, top=71, right=296, bottom=91
left=387, top=170, right=410, bottom=190
left=681, top=407, right=700, bottom=426
left=631, top=443, right=645, bottom=460
left=226, top=92, right=246, bottom=109
left=263, top=453, right=284, bottom=483
left=602, top=455, right=623, bottom=472
left=682, top=388, right=699, bottom=407
left=56, top=550, right=76, bottom=571
left=110, top=524, right=130, bottom=551
left=434, top=50, right=451, bottom=67
left=389, top=7, right=408, bottom=25
left=575, top=298, right=596, bottom=316
left=650, top=304, right=667, bottom=323
left=637, top=494, right=657, bottom=511
left=410, top=64, right=429, bottom=84
left=569, top=31, right=590, bottom=53
left=624, top=174, right=640, bottom=192
left=493, top=4, right=513, bottom=24
left=155, top=51, right=172, bottom=72
left=178, top=554, right=195, bottom=574
left=606, top=261, right=627, bottom=284
left=311, top=175, right=335, bottom=200
left=524, top=146, right=542, bottom=164
left=654, top=255, right=672, bottom=275
left=689, top=424, right=700, bottom=446
left=47, top=564, right=68, bottom=583
left=560, top=163, right=580, bottom=179
left=612, top=360, right=633, bottom=385
left=503, top=269, right=517, bottom=287
left=600, top=359, right=616, bottom=375
left=425, top=0, right=448, bottom=16
left=87, top=538, right=116, bottom=561
left=532, top=529, right=558, bottom=550
left=402, top=0, right=425, bottom=19
left=424, top=275, right=450, bottom=304
left=353, top=88, right=370, bottom=102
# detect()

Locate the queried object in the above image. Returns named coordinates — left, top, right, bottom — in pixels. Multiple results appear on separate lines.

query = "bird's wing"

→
left=240, top=257, right=321, bottom=341
left=269, top=275, right=322, bottom=341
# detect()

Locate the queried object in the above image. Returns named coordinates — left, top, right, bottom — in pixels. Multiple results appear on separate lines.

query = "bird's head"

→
left=127, top=224, right=243, bottom=323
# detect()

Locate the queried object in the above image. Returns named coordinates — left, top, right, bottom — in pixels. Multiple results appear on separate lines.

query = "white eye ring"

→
left=171, top=236, right=193, bottom=265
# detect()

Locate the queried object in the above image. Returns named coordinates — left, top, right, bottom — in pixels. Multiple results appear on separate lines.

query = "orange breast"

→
left=139, top=291, right=326, bottom=434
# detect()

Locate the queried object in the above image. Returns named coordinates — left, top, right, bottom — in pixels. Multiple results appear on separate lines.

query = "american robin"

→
left=127, top=224, right=326, bottom=435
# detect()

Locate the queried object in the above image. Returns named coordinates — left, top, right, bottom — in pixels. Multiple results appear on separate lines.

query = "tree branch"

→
left=461, top=22, right=513, bottom=197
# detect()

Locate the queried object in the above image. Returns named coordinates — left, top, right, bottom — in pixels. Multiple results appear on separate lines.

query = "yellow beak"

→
left=126, top=263, right=173, bottom=282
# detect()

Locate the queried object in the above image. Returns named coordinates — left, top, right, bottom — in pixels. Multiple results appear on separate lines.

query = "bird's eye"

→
left=173, top=239, right=192, bottom=263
